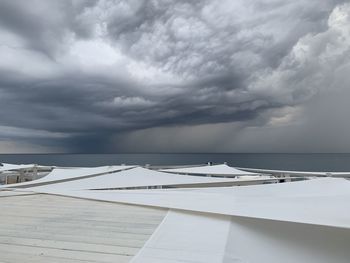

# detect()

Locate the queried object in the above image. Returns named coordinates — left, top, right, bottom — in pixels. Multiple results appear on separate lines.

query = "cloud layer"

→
left=0, top=0, right=349, bottom=152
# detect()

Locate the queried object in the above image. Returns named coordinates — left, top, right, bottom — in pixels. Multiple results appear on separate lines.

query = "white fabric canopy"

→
left=25, top=167, right=262, bottom=191
left=22, top=176, right=350, bottom=263
left=0, top=165, right=135, bottom=188
left=39, top=165, right=135, bottom=182
left=33, top=178, right=350, bottom=229
left=160, top=164, right=258, bottom=176
left=236, top=167, right=350, bottom=178
left=3, top=162, right=349, bottom=263
left=131, top=209, right=350, bottom=263
left=131, top=210, right=231, bottom=263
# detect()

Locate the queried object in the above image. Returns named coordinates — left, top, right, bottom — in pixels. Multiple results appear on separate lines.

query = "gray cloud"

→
left=0, top=0, right=349, bottom=153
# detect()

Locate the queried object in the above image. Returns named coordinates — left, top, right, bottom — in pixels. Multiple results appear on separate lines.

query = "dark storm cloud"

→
left=0, top=0, right=349, bottom=152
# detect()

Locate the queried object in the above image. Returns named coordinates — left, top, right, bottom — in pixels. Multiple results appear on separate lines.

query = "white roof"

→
left=160, top=164, right=258, bottom=176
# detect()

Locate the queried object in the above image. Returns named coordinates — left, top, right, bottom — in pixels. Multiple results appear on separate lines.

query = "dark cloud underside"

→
left=0, top=0, right=349, bottom=152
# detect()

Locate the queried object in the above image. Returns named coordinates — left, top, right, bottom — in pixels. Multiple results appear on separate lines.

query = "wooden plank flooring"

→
left=0, top=193, right=166, bottom=263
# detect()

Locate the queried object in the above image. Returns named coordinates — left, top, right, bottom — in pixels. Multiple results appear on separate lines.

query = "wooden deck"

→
left=0, top=191, right=166, bottom=263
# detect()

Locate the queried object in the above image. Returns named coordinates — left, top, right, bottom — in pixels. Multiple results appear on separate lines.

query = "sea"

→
left=1, top=153, right=350, bottom=172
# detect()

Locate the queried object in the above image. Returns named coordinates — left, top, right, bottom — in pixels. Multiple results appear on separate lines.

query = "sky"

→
left=0, top=0, right=350, bottom=153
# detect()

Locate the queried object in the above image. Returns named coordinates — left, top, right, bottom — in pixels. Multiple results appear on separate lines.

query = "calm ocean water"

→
left=1, top=153, right=350, bottom=172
